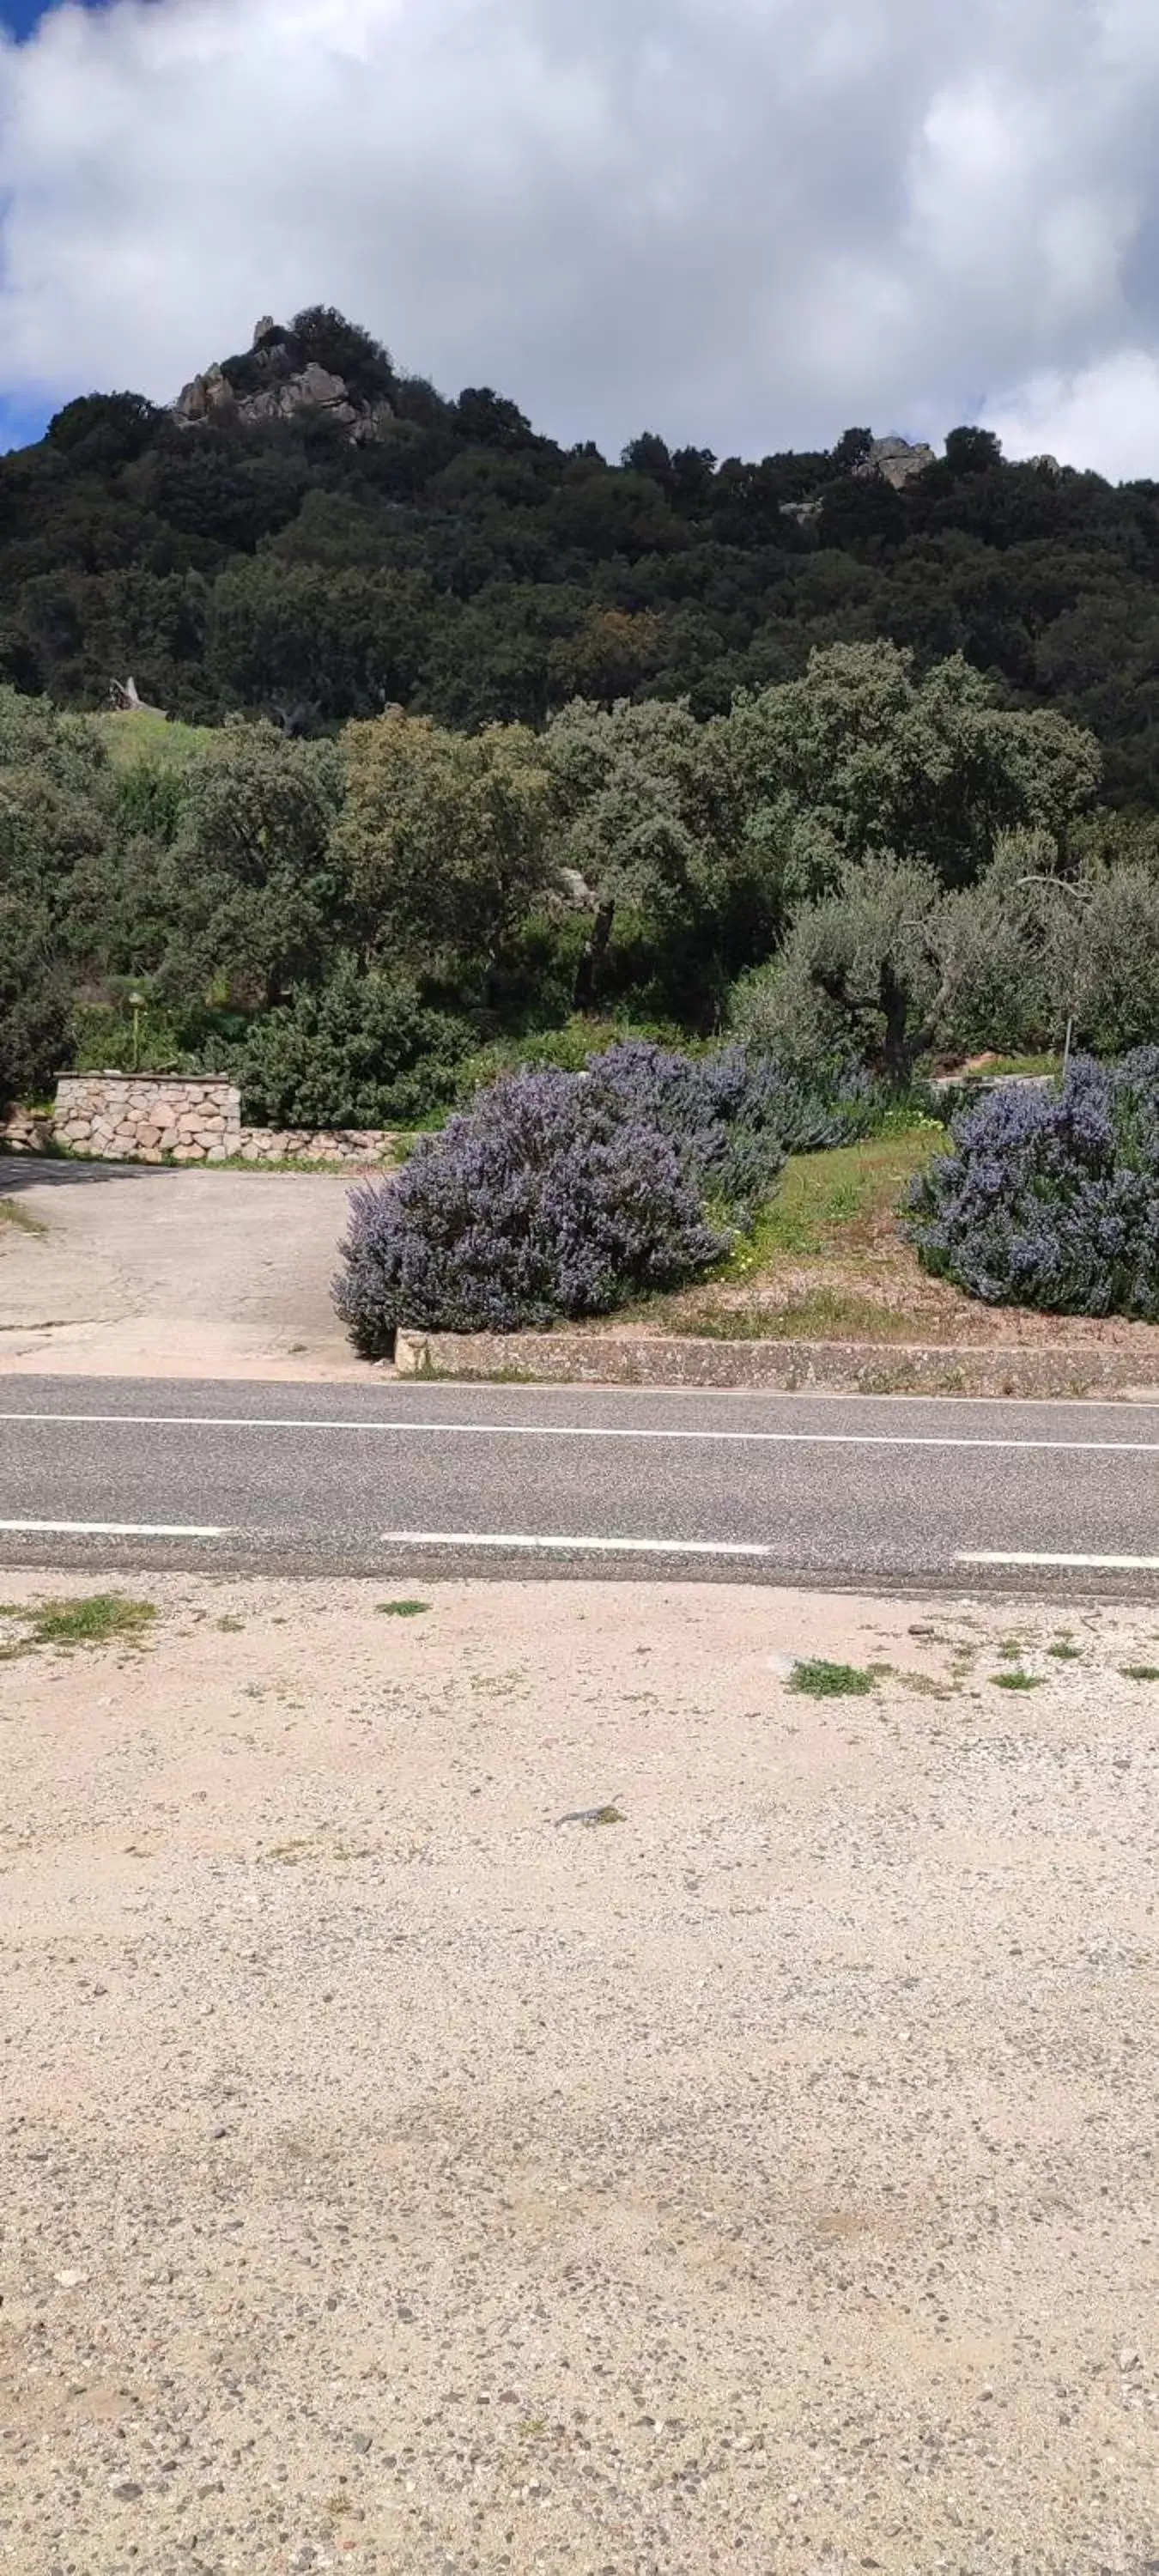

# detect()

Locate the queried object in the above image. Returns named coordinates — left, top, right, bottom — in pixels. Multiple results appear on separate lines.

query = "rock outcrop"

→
left=778, top=432, right=939, bottom=526
left=856, top=434, right=937, bottom=489
left=173, top=318, right=394, bottom=446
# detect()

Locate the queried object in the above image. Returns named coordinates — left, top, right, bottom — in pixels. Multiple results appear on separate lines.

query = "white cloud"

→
left=981, top=350, right=1159, bottom=483
left=1, top=0, right=1158, bottom=472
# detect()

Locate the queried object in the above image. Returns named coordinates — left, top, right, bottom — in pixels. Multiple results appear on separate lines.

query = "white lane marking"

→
left=379, top=1530, right=771, bottom=1557
left=959, top=1550, right=1159, bottom=1571
left=0, top=1519, right=228, bottom=1539
left=1, top=1412, right=1157, bottom=1456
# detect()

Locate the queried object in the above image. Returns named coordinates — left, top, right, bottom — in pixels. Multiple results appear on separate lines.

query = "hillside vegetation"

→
left=3, top=308, right=1159, bottom=1162
left=3, top=307, right=1159, bottom=807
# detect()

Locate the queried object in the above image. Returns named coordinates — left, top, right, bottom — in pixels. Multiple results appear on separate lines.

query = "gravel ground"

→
left=2, top=1574, right=1157, bottom=2575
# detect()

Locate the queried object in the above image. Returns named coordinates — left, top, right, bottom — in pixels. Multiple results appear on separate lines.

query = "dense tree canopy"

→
left=2, top=627, right=1125, bottom=1116
left=1, top=319, right=1154, bottom=1119
left=3, top=310, right=1159, bottom=806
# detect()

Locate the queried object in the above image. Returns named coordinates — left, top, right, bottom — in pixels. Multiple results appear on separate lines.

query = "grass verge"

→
left=658, top=1130, right=955, bottom=1345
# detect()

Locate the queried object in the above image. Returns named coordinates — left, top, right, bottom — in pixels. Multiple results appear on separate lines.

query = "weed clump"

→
left=787, top=1657, right=877, bottom=1698
left=0, top=1595, right=156, bottom=1656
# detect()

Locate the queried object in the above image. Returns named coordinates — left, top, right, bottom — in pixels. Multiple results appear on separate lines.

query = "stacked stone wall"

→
left=0, top=1105, right=56, bottom=1154
left=53, top=1074, right=241, bottom=1163
left=235, top=1127, right=398, bottom=1166
left=3, top=1078, right=402, bottom=1169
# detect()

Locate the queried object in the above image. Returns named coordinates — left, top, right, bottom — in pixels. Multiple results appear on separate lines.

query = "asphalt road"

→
left=0, top=1375, right=1157, bottom=1594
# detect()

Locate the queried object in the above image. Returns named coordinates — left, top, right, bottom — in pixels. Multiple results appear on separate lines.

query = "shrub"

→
left=583, top=1036, right=880, bottom=1201
left=333, top=1063, right=730, bottom=1352
left=580, top=1038, right=790, bottom=1212
left=226, top=965, right=471, bottom=1127
left=787, top=1658, right=878, bottom=1696
left=907, top=1049, right=1159, bottom=1318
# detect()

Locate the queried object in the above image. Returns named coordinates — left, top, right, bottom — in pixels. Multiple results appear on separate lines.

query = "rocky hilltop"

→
left=173, top=313, right=396, bottom=445
left=861, top=434, right=938, bottom=488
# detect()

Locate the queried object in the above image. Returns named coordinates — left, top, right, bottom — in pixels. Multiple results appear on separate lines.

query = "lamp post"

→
left=129, top=990, right=145, bottom=1073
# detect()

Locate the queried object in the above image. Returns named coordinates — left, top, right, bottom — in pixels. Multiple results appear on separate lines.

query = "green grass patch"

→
left=787, top=1657, right=878, bottom=1698
left=1047, top=1639, right=1083, bottom=1661
left=1120, top=1664, right=1159, bottom=1683
left=974, top=1052, right=1061, bottom=1078
left=991, top=1669, right=1044, bottom=1691
left=722, top=1131, right=943, bottom=1276
left=0, top=1594, right=156, bottom=1655
left=376, top=1599, right=430, bottom=1618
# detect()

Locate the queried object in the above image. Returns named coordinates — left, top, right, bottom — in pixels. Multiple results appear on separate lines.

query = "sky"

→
left=2, top=0, right=1159, bottom=477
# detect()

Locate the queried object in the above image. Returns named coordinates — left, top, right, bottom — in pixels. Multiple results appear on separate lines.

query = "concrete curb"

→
left=394, top=1328, right=1159, bottom=1401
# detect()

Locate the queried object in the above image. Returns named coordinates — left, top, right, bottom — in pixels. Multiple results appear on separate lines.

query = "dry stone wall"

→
left=235, top=1127, right=399, bottom=1167
left=53, top=1074, right=241, bottom=1163
left=3, top=1077, right=403, bottom=1168
left=31, top=1076, right=399, bottom=1169
left=0, top=1105, right=55, bottom=1154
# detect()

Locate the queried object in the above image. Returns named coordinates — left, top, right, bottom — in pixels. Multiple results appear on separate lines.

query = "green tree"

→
left=944, top=426, right=1004, bottom=477
left=0, top=687, right=111, bottom=1096
left=336, top=711, right=556, bottom=980
left=543, top=696, right=782, bottom=1022
left=727, top=641, right=1101, bottom=892
left=161, top=719, right=344, bottom=1005
left=730, top=855, right=945, bottom=1079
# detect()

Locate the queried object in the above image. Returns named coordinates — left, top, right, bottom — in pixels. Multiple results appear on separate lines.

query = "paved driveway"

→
left=0, top=1157, right=370, bottom=1378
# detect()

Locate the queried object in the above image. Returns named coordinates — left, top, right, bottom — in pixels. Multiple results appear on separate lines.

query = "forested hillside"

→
left=4, top=306, right=1159, bottom=805
left=5, top=308, right=1159, bottom=1130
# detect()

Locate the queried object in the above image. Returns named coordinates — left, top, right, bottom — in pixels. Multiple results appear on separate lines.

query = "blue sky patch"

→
left=1, top=2, right=52, bottom=34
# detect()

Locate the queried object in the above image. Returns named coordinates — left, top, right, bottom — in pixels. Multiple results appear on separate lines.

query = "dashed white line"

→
left=958, top=1550, right=1159, bottom=1571
left=379, top=1530, right=771, bottom=1558
left=0, top=1519, right=229, bottom=1539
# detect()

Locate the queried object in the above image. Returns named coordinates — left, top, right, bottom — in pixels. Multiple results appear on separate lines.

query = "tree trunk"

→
left=879, top=961, right=912, bottom=1082
left=573, top=900, right=615, bottom=1012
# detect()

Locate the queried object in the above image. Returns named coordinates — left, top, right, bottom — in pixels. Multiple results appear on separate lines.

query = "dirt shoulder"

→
left=3, top=1572, right=1156, bottom=2573
left=0, top=1158, right=367, bottom=1379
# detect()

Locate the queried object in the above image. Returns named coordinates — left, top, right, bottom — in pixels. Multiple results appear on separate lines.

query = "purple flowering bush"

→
left=584, top=1038, right=874, bottom=1203
left=907, top=1049, right=1159, bottom=1317
left=334, top=1062, right=731, bottom=1352
left=584, top=1039, right=785, bottom=1212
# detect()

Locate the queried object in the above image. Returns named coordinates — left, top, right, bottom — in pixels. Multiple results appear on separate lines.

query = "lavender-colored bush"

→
left=334, top=1063, right=730, bottom=1352
left=907, top=1049, right=1159, bottom=1317
left=583, top=1038, right=872, bottom=1207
